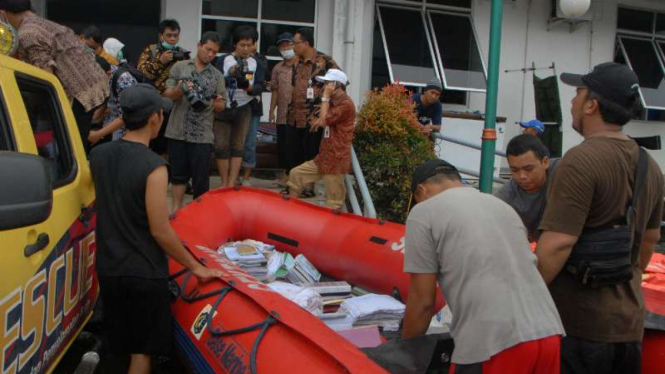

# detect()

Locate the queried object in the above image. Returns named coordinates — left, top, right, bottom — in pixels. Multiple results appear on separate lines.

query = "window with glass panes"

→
left=201, top=0, right=316, bottom=78
left=614, top=7, right=665, bottom=121
left=372, top=0, right=484, bottom=106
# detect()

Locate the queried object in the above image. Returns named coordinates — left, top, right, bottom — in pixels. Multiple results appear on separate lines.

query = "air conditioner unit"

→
left=551, top=0, right=594, bottom=21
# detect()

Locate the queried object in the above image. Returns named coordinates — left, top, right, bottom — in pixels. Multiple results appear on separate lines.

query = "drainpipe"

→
left=343, top=0, right=355, bottom=81
left=479, top=0, right=504, bottom=193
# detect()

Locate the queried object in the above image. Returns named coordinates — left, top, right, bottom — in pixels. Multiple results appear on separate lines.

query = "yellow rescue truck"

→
left=0, top=22, right=98, bottom=374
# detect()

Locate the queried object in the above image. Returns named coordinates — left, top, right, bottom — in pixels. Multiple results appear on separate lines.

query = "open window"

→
left=0, top=90, right=13, bottom=151
left=375, top=5, right=439, bottom=87
left=372, top=2, right=486, bottom=103
left=617, top=36, right=665, bottom=110
left=427, top=10, right=487, bottom=92
left=16, top=73, right=77, bottom=187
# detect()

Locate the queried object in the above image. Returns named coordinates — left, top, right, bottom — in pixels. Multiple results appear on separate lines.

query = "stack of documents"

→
left=285, top=254, right=321, bottom=284
left=340, top=294, right=405, bottom=332
left=302, top=281, right=353, bottom=313
left=268, top=281, right=322, bottom=315
left=220, top=243, right=269, bottom=280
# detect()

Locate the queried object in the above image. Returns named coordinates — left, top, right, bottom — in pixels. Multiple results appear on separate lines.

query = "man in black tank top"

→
left=90, top=84, right=221, bottom=374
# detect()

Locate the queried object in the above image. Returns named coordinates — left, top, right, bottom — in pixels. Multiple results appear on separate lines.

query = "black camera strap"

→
left=628, top=147, right=648, bottom=264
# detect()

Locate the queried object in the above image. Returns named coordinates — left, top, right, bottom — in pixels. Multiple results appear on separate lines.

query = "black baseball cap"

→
left=120, top=83, right=173, bottom=121
left=410, top=159, right=461, bottom=195
left=276, top=32, right=294, bottom=45
left=560, top=62, right=639, bottom=108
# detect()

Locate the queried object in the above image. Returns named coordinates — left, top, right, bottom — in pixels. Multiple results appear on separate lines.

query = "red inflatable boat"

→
left=168, top=187, right=665, bottom=374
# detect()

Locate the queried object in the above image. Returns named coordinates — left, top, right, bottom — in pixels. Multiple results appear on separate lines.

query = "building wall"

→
left=468, top=0, right=665, bottom=167
left=161, top=0, right=665, bottom=170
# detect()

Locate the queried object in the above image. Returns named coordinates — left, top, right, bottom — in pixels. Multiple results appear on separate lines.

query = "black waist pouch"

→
left=564, top=226, right=634, bottom=288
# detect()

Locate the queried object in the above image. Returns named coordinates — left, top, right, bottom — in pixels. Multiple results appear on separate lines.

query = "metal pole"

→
left=479, top=0, right=504, bottom=193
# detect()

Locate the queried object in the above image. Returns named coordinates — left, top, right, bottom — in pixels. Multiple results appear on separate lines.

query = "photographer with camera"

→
left=138, top=19, right=190, bottom=156
left=212, top=25, right=260, bottom=188
left=239, top=41, right=268, bottom=187
left=163, top=31, right=226, bottom=211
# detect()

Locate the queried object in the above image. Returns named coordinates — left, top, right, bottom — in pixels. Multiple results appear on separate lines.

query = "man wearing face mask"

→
left=269, top=33, right=299, bottom=187
left=80, top=25, right=119, bottom=66
left=138, top=19, right=190, bottom=156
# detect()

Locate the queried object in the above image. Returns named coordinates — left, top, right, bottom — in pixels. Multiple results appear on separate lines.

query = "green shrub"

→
left=354, top=84, right=436, bottom=223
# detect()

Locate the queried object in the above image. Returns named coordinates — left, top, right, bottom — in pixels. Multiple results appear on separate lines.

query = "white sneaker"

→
left=241, top=179, right=252, bottom=187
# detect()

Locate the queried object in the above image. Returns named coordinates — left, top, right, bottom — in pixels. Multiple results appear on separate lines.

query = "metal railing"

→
left=345, top=133, right=509, bottom=218
left=432, top=132, right=507, bottom=157
left=432, top=132, right=508, bottom=184
left=345, top=146, right=377, bottom=218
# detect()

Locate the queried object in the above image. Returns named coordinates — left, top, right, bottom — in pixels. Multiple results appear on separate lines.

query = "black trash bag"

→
left=361, top=334, right=454, bottom=374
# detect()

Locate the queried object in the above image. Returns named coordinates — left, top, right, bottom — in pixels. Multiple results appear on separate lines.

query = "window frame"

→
left=375, top=3, right=442, bottom=87
left=200, top=0, right=317, bottom=65
left=616, top=35, right=665, bottom=111
left=0, top=88, right=15, bottom=152
left=426, top=9, right=488, bottom=92
left=376, top=0, right=471, bottom=12
left=373, top=1, right=486, bottom=93
left=15, top=72, right=78, bottom=188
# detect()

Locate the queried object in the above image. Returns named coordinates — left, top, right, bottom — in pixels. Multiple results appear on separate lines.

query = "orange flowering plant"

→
left=354, top=84, right=436, bottom=223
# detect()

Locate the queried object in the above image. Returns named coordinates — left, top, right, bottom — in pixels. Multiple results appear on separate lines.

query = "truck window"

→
left=15, top=73, right=76, bottom=187
left=0, top=90, right=13, bottom=151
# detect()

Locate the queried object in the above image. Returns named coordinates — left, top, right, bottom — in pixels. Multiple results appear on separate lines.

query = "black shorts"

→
left=167, top=139, right=212, bottom=198
left=99, top=276, right=173, bottom=355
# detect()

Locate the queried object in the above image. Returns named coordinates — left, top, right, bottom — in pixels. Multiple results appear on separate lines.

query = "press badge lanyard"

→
left=307, top=80, right=314, bottom=100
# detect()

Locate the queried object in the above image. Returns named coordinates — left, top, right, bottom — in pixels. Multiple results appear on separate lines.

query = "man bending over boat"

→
left=287, top=69, right=355, bottom=209
left=90, top=84, right=222, bottom=374
left=402, top=159, right=564, bottom=374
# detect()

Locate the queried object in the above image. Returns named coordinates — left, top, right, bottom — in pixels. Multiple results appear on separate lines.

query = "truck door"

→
left=0, top=71, right=97, bottom=374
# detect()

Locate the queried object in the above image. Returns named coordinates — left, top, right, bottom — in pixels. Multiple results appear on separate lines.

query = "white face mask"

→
left=280, top=49, right=295, bottom=60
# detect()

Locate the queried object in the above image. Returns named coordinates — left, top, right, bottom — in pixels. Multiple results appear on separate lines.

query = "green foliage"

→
left=355, top=84, right=436, bottom=223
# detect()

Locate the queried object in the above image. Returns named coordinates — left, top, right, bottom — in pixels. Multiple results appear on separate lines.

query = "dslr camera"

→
left=158, top=43, right=191, bottom=62
left=176, top=75, right=215, bottom=112
left=230, top=56, right=250, bottom=88
left=172, top=49, right=191, bottom=62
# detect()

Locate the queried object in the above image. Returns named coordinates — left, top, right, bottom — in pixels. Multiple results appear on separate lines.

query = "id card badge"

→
left=306, top=87, right=314, bottom=100
left=323, top=126, right=330, bottom=138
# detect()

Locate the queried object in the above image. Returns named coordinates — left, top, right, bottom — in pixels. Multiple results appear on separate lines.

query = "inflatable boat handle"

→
left=177, top=270, right=277, bottom=374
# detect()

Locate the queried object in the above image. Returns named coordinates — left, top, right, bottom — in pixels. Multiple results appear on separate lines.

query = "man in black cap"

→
left=90, top=84, right=221, bottom=374
left=412, top=78, right=444, bottom=137
left=536, top=62, right=664, bottom=374
left=403, top=159, right=564, bottom=373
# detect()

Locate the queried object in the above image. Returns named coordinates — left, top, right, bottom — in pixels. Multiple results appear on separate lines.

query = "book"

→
left=295, top=254, right=321, bottom=282
left=301, top=281, right=352, bottom=296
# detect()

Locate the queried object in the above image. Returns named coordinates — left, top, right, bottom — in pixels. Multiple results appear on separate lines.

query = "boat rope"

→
left=173, top=270, right=276, bottom=374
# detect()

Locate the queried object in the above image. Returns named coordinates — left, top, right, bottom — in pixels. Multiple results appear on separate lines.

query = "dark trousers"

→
left=561, top=336, right=642, bottom=374
left=167, top=139, right=212, bottom=199
left=72, top=99, right=94, bottom=156
left=303, top=126, right=323, bottom=161
left=277, top=124, right=307, bottom=173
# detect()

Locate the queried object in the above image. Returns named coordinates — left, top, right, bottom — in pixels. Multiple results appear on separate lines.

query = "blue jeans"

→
left=242, top=114, right=260, bottom=168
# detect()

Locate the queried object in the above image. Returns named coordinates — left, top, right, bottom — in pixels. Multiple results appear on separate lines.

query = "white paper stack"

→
left=340, top=294, right=406, bottom=331
left=268, top=281, right=322, bottom=315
